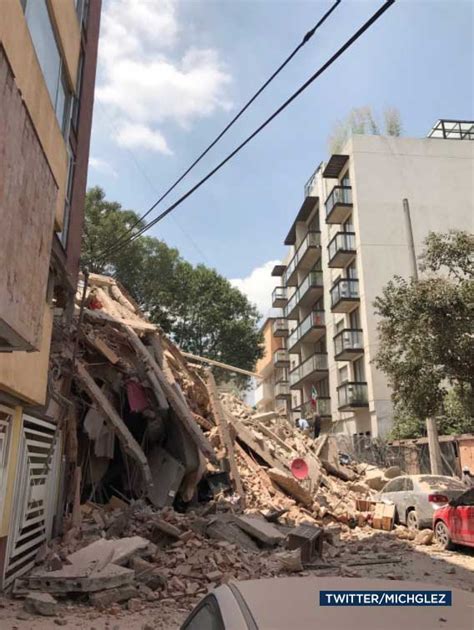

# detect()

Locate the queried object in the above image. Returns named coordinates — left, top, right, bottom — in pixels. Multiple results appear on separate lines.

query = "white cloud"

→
left=97, top=0, right=232, bottom=152
left=89, top=156, right=118, bottom=178
left=230, top=260, right=281, bottom=318
left=115, top=123, right=172, bottom=154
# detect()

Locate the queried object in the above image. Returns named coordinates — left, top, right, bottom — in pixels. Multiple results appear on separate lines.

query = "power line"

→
left=101, top=0, right=395, bottom=262
left=96, top=0, right=342, bottom=261
left=94, top=102, right=213, bottom=265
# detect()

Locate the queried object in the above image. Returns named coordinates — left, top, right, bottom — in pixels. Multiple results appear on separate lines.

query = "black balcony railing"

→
left=328, top=231, right=356, bottom=265
left=334, top=328, right=364, bottom=358
left=272, top=318, right=289, bottom=336
left=288, top=310, right=325, bottom=350
left=284, top=270, right=323, bottom=319
left=337, top=381, right=368, bottom=409
left=325, top=185, right=352, bottom=219
left=289, top=353, right=328, bottom=387
left=273, top=349, right=289, bottom=367
left=294, top=398, right=331, bottom=418
left=330, top=277, right=359, bottom=309
left=275, top=381, right=290, bottom=398
left=272, top=286, right=287, bottom=307
left=282, top=231, right=321, bottom=286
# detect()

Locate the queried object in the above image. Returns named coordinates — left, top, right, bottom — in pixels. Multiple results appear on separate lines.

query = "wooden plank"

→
left=149, top=333, right=164, bottom=368
left=226, top=412, right=286, bottom=472
left=267, top=468, right=313, bottom=507
left=75, top=360, right=153, bottom=487
left=83, top=331, right=120, bottom=365
left=82, top=308, right=156, bottom=332
left=124, top=327, right=217, bottom=463
left=181, top=351, right=262, bottom=380
left=207, top=371, right=244, bottom=502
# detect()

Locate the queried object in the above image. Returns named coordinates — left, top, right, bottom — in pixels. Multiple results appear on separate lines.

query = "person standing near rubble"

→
left=295, top=417, right=309, bottom=432
left=313, top=413, right=322, bottom=439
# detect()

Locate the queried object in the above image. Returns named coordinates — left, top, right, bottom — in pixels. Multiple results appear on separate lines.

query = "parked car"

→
left=378, top=474, right=466, bottom=530
left=180, top=576, right=474, bottom=629
left=434, top=488, right=474, bottom=549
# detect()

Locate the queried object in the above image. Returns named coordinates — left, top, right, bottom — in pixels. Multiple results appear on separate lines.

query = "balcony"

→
left=287, top=310, right=325, bottom=353
left=273, top=349, right=290, bottom=368
left=275, top=381, right=290, bottom=399
left=337, top=382, right=368, bottom=410
left=328, top=232, right=356, bottom=268
left=282, top=231, right=321, bottom=287
left=284, top=271, right=324, bottom=320
left=325, top=185, right=353, bottom=224
left=272, top=286, right=287, bottom=308
left=330, top=278, right=359, bottom=313
left=289, top=353, right=328, bottom=389
left=272, top=318, right=289, bottom=337
left=334, top=329, right=364, bottom=361
left=293, top=398, right=332, bottom=419
left=274, top=367, right=288, bottom=384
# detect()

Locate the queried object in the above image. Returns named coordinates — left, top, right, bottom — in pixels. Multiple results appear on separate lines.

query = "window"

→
left=71, top=53, right=84, bottom=130
left=346, top=262, right=358, bottom=279
left=181, top=597, right=224, bottom=630
left=350, top=309, right=360, bottom=329
left=404, top=478, right=414, bottom=491
left=341, top=171, right=351, bottom=186
left=335, top=318, right=345, bottom=334
left=60, top=143, right=75, bottom=247
left=353, top=357, right=365, bottom=382
left=24, top=0, right=72, bottom=135
left=384, top=477, right=405, bottom=492
left=338, top=365, right=348, bottom=385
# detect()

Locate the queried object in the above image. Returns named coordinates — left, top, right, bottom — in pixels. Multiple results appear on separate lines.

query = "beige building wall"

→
left=0, top=0, right=83, bottom=406
left=281, top=132, right=473, bottom=438
left=321, top=134, right=473, bottom=436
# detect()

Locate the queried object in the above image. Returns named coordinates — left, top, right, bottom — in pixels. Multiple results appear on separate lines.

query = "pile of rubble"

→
left=14, top=272, right=404, bottom=616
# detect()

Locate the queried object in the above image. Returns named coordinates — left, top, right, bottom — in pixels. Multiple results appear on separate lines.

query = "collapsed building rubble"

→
left=13, top=272, right=412, bottom=613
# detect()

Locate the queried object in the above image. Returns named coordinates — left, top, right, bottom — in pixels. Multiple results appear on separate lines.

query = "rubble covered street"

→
left=0, top=273, right=473, bottom=629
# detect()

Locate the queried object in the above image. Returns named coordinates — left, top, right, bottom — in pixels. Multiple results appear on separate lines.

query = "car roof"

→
left=225, top=577, right=473, bottom=630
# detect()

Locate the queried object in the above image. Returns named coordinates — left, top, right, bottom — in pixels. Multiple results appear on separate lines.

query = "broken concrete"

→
left=66, top=536, right=150, bottom=571
left=234, top=515, right=286, bottom=546
left=28, top=563, right=134, bottom=594
left=24, top=592, right=57, bottom=617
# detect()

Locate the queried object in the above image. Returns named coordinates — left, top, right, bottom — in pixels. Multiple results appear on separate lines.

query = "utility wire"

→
left=96, top=0, right=342, bottom=262
left=94, top=101, right=213, bottom=265
left=101, top=0, right=395, bottom=261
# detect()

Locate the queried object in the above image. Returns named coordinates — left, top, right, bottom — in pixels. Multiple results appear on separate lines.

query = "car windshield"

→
left=418, top=476, right=465, bottom=491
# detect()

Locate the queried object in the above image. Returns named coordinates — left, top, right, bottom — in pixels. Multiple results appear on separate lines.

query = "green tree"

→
left=374, top=230, right=474, bottom=438
left=328, top=106, right=402, bottom=153
left=81, top=187, right=263, bottom=383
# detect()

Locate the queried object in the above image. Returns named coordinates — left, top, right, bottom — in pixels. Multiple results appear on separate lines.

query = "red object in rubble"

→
left=88, top=295, right=103, bottom=310
left=290, top=458, right=309, bottom=480
left=126, top=380, right=149, bottom=413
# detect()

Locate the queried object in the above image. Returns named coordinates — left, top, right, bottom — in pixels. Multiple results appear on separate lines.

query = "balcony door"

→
left=353, top=357, right=366, bottom=382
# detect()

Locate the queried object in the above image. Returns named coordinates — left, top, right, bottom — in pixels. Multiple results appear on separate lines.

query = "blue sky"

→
left=88, top=0, right=473, bottom=315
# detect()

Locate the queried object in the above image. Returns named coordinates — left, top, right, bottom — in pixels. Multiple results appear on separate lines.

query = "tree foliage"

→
left=328, top=106, right=402, bottom=153
left=81, top=187, right=263, bottom=384
left=374, top=230, right=474, bottom=438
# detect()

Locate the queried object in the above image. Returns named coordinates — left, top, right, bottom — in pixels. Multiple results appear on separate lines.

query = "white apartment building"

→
left=272, top=120, right=474, bottom=439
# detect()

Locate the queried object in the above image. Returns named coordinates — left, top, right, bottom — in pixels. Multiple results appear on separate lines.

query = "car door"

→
left=380, top=477, right=406, bottom=523
left=455, top=489, right=474, bottom=545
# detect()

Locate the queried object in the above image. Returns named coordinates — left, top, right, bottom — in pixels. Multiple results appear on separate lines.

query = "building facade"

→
left=273, top=122, right=474, bottom=440
left=0, top=0, right=101, bottom=587
left=254, top=318, right=290, bottom=413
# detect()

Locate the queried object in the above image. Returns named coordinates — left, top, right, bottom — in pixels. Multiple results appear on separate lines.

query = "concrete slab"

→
left=28, top=564, right=134, bottom=593
left=234, top=516, right=286, bottom=546
left=66, top=536, right=150, bottom=572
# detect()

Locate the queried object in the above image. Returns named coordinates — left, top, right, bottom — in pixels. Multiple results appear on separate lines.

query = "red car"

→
left=434, top=488, right=474, bottom=549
